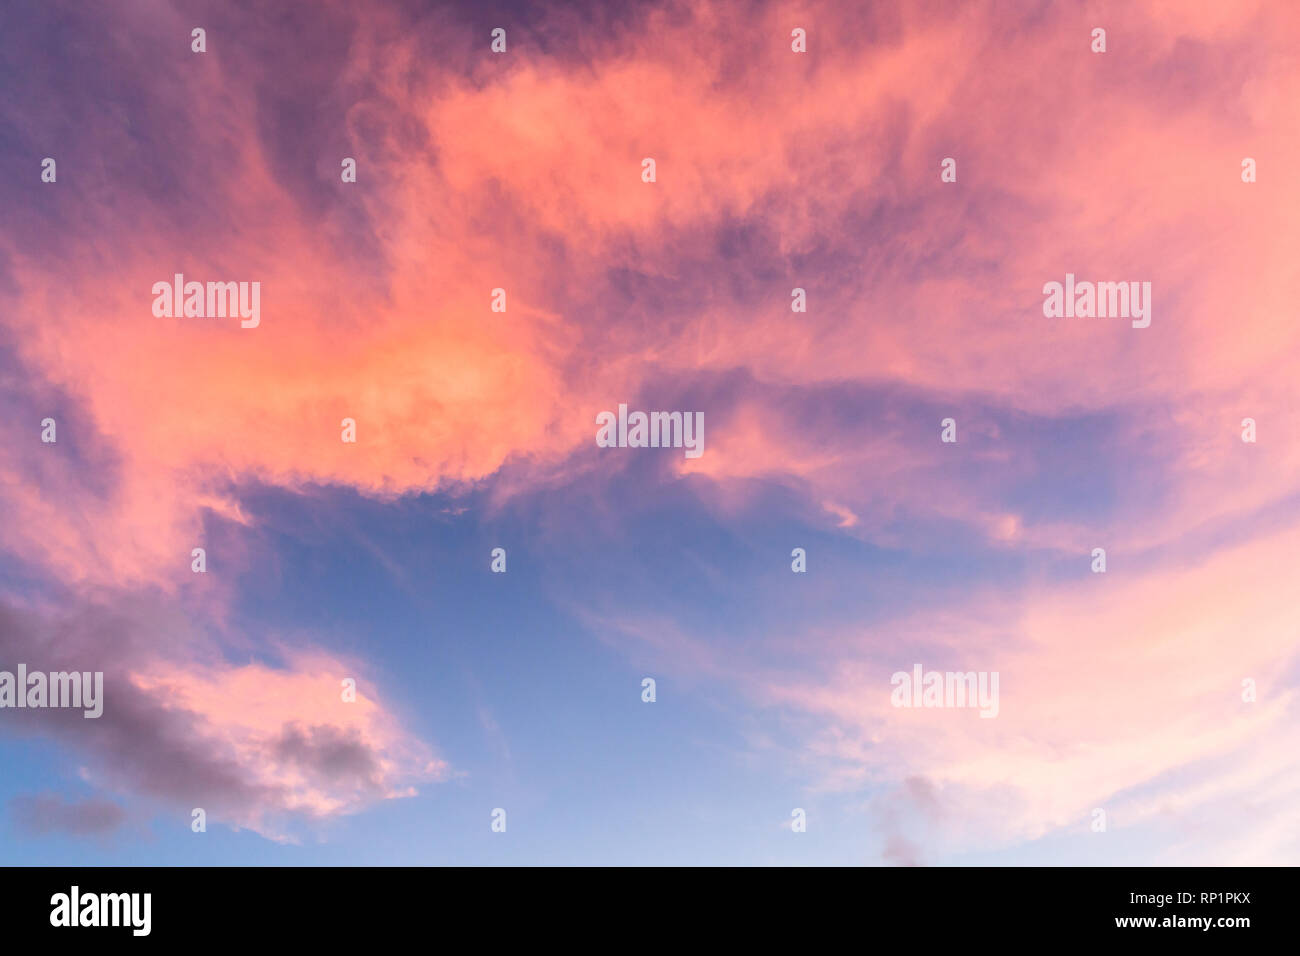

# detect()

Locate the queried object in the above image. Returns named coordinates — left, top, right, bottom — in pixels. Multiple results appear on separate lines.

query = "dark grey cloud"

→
left=882, top=833, right=925, bottom=868
left=0, top=595, right=429, bottom=837
left=0, top=599, right=279, bottom=815
left=273, top=722, right=381, bottom=783
left=9, top=791, right=126, bottom=837
left=874, top=775, right=946, bottom=866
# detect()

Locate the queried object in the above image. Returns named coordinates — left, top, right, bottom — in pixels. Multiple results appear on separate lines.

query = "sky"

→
left=1, top=0, right=1298, bottom=866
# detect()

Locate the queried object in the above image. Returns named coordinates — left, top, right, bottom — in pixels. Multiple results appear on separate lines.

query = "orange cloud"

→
left=4, top=0, right=1300, bottom=851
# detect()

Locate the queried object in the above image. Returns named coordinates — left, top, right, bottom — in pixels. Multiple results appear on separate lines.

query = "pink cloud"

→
left=3, top=0, right=1300, bottom=854
left=757, top=518, right=1300, bottom=862
left=130, top=651, right=446, bottom=834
